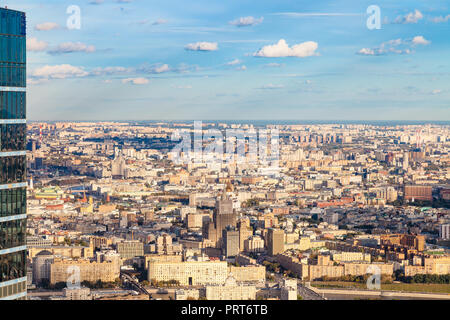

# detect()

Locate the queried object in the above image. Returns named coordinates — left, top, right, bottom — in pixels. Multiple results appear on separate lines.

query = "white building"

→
left=440, top=224, right=450, bottom=240
left=205, top=274, right=256, bottom=300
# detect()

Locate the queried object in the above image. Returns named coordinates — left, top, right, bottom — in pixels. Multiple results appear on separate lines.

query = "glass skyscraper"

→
left=0, top=7, right=27, bottom=300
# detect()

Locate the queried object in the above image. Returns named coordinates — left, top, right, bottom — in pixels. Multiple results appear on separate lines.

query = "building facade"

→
left=50, top=258, right=120, bottom=284
left=267, top=228, right=285, bottom=256
left=404, top=185, right=433, bottom=202
left=117, top=240, right=144, bottom=260
left=223, top=227, right=240, bottom=258
left=205, top=275, right=256, bottom=300
left=148, top=260, right=229, bottom=286
left=440, top=224, right=450, bottom=240
left=0, top=7, right=27, bottom=300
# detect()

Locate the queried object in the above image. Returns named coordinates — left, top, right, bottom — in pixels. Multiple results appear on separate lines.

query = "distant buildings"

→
left=439, top=224, right=450, bottom=240
left=381, top=234, right=426, bottom=252
left=148, top=260, right=229, bottom=286
left=147, top=258, right=265, bottom=287
left=206, top=274, right=256, bottom=300
left=117, top=240, right=144, bottom=260
left=32, top=251, right=54, bottom=285
left=404, top=257, right=450, bottom=276
left=23, top=117, right=450, bottom=300
left=267, top=228, right=285, bottom=256
left=222, top=227, right=240, bottom=258
left=244, top=236, right=265, bottom=253
left=50, top=255, right=120, bottom=284
left=203, top=194, right=237, bottom=248
left=277, top=253, right=393, bottom=281
left=404, top=185, right=433, bottom=202
left=280, top=279, right=297, bottom=300
left=62, top=287, right=92, bottom=300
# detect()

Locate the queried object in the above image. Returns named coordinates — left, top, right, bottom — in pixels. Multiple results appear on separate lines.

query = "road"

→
left=120, top=272, right=150, bottom=296
left=268, top=269, right=326, bottom=300
left=297, top=283, right=326, bottom=300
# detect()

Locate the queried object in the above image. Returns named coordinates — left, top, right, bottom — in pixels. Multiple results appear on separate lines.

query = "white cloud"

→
left=27, top=78, right=49, bottom=85
left=48, top=42, right=96, bottom=54
left=226, top=59, right=242, bottom=66
left=394, top=9, right=423, bottom=24
left=153, top=64, right=170, bottom=73
left=357, top=48, right=376, bottom=56
left=173, top=85, right=192, bottom=89
left=412, top=36, right=431, bottom=45
left=31, top=64, right=89, bottom=79
left=35, top=22, right=59, bottom=31
left=357, top=36, right=430, bottom=56
left=185, top=42, right=218, bottom=51
left=259, top=83, right=284, bottom=89
left=137, top=63, right=172, bottom=74
left=27, top=38, right=49, bottom=52
left=273, top=12, right=361, bottom=17
left=236, top=65, right=247, bottom=71
left=229, top=16, right=264, bottom=27
left=254, top=39, right=318, bottom=58
left=431, top=15, right=450, bottom=23
left=92, top=66, right=131, bottom=76
left=122, top=78, right=149, bottom=85
left=264, top=62, right=284, bottom=68
left=431, top=89, right=442, bottom=95
left=152, top=19, right=168, bottom=25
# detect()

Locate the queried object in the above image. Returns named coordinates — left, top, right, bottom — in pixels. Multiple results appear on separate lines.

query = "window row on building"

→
left=0, top=155, right=26, bottom=184
left=0, top=64, right=26, bottom=88
left=0, top=251, right=26, bottom=283
left=0, top=124, right=26, bottom=152
left=0, top=280, right=27, bottom=299
left=0, top=9, right=26, bottom=36
left=0, top=187, right=26, bottom=218
left=0, top=219, right=26, bottom=251
left=0, top=36, right=26, bottom=63
left=0, top=91, right=26, bottom=119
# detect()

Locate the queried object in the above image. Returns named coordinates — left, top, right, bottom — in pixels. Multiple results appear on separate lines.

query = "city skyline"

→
left=5, top=0, right=450, bottom=121
left=0, top=2, right=449, bottom=305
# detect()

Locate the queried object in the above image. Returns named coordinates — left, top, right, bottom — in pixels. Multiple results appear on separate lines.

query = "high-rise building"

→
left=0, top=7, right=27, bottom=300
left=222, top=226, right=240, bottom=258
left=203, top=193, right=237, bottom=248
left=267, top=228, right=285, bottom=256
left=402, top=152, right=409, bottom=170
left=440, top=224, right=450, bottom=240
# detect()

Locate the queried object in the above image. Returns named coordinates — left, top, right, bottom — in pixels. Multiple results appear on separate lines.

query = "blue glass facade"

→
left=0, top=92, right=26, bottom=119
left=0, top=7, right=27, bottom=300
left=0, top=8, right=26, bottom=88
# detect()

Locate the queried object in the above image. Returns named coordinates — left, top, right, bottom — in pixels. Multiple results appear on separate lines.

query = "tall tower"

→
left=267, top=228, right=285, bottom=256
left=203, top=194, right=237, bottom=248
left=402, top=152, right=409, bottom=171
left=0, top=7, right=27, bottom=300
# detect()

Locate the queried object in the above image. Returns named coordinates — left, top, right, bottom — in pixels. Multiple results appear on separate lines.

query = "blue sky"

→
left=7, top=0, right=450, bottom=121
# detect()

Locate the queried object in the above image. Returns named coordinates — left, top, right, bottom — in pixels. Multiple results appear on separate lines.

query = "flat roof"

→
left=0, top=7, right=25, bottom=14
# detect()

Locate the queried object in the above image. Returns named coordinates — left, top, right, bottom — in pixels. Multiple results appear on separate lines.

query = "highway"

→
left=120, top=272, right=150, bottom=296
left=298, top=283, right=326, bottom=300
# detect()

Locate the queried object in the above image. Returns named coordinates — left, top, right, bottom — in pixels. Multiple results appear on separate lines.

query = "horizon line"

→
left=27, top=119, right=450, bottom=123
